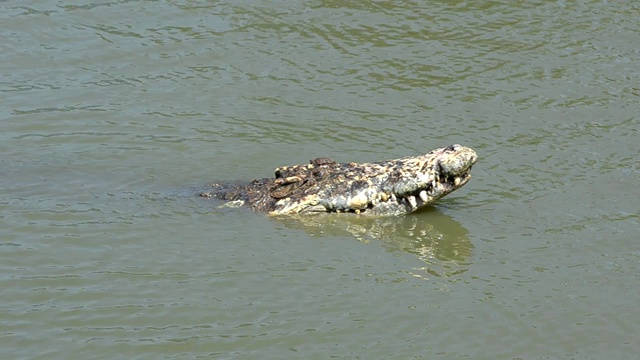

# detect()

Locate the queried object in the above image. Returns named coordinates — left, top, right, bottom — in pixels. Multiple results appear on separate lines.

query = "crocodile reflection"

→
left=274, top=208, right=473, bottom=278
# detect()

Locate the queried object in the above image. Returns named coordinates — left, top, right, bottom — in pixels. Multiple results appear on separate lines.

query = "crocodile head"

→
left=271, top=144, right=477, bottom=216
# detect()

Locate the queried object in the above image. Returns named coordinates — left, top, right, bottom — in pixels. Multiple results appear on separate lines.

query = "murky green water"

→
left=2, top=0, right=639, bottom=359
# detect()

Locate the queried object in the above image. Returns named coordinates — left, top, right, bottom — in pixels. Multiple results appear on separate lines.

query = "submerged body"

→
left=201, top=144, right=478, bottom=216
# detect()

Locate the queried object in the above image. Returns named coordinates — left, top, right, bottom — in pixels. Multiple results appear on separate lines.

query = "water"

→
left=2, top=0, right=639, bottom=359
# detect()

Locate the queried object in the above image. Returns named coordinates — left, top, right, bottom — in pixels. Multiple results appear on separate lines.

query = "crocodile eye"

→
left=444, top=145, right=458, bottom=152
left=312, top=168, right=327, bottom=180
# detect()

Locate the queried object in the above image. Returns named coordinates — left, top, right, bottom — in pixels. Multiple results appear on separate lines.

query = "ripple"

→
left=2, top=0, right=639, bottom=359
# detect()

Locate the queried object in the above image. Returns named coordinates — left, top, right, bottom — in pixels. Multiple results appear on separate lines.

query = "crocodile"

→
left=200, top=144, right=477, bottom=216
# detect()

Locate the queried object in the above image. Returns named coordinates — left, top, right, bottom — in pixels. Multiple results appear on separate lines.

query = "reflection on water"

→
left=273, top=208, right=473, bottom=279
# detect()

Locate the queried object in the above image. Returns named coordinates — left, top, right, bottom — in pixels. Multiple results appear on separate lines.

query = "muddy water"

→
left=2, top=1, right=639, bottom=359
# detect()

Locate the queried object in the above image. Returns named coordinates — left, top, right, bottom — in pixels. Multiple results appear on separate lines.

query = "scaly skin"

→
left=200, top=144, right=478, bottom=216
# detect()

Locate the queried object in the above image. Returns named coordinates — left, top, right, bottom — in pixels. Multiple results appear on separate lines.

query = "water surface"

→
left=2, top=0, right=639, bottom=359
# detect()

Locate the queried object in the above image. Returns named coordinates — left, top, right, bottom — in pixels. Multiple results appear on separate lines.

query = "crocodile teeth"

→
left=419, top=190, right=429, bottom=202
left=454, top=177, right=462, bottom=186
left=390, top=194, right=397, bottom=202
left=432, top=179, right=437, bottom=189
left=348, top=193, right=368, bottom=209
left=407, top=195, right=417, bottom=209
left=380, top=193, right=388, bottom=202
